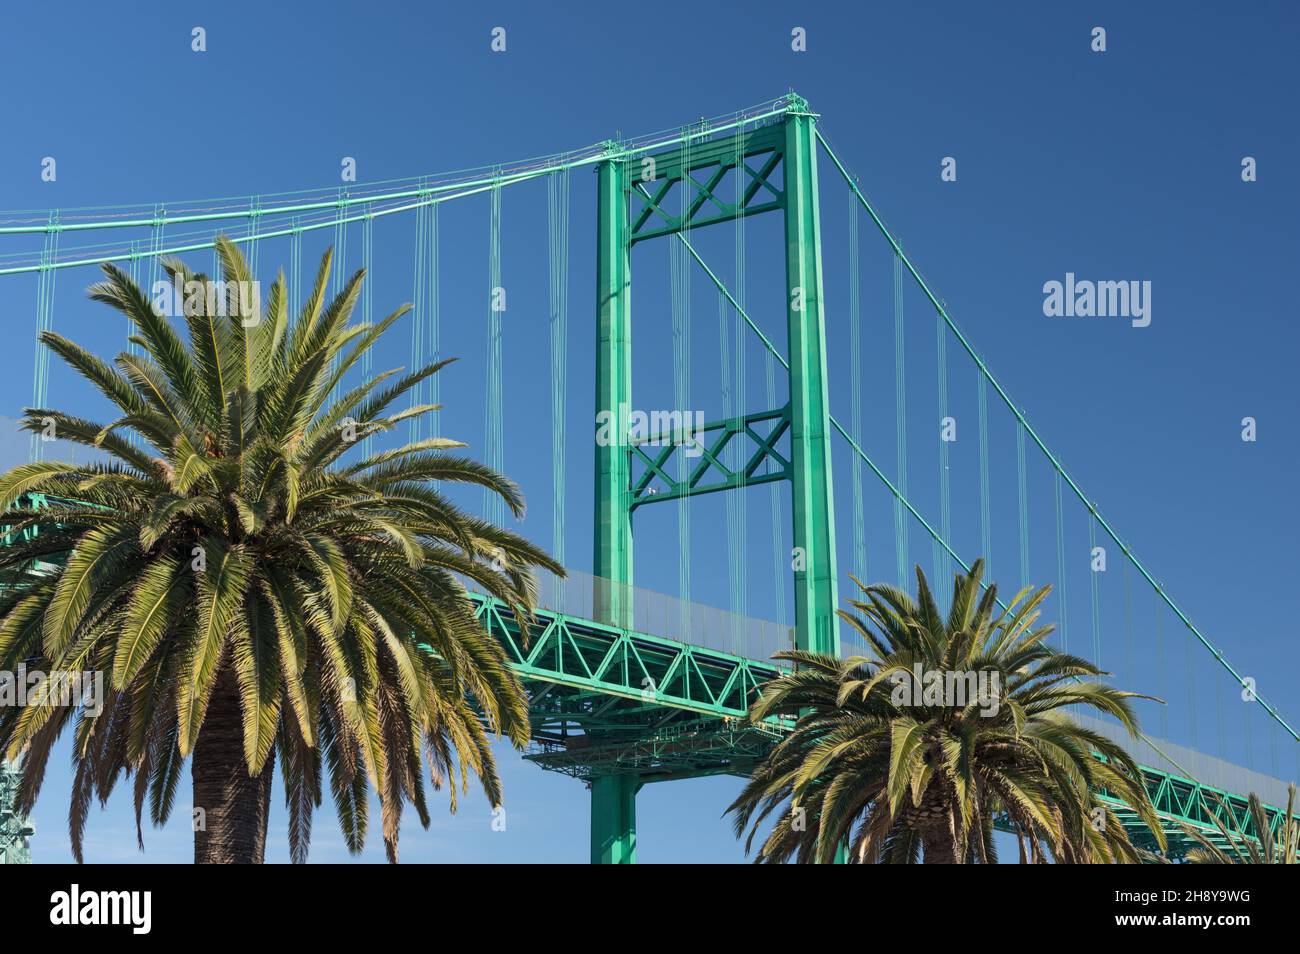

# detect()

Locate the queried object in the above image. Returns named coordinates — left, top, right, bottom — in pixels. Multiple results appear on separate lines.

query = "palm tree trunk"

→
left=192, top=663, right=275, bottom=863
left=920, top=824, right=958, bottom=864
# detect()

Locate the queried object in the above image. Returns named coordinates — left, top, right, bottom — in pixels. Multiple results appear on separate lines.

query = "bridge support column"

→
left=783, top=107, right=840, bottom=657
left=594, top=149, right=634, bottom=627
left=590, top=775, right=639, bottom=864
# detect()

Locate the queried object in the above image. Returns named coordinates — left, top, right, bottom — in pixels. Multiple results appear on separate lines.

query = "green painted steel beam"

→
left=628, top=406, right=791, bottom=509
left=591, top=775, right=639, bottom=864
left=468, top=594, right=784, bottom=720
left=626, top=124, right=786, bottom=245
left=594, top=155, right=634, bottom=629
left=590, top=150, right=639, bottom=862
left=782, top=110, right=840, bottom=657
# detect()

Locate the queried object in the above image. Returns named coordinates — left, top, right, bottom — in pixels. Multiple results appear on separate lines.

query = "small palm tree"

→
left=728, top=561, right=1166, bottom=863
left=0, top=239, right=560, bottom=863
left=1183, top=785, right=1298, bottom=863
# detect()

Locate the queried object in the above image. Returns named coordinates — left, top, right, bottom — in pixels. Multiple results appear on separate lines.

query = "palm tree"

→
left=1183, top=784, right=1298, bottom=863
left=728, top=561, right=1166, bottom=863
left=0, top=238, right=561, bottom=863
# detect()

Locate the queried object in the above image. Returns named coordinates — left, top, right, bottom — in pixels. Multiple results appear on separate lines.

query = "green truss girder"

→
left=628, top=406, right=791, bottom=510
left=1093, top=764, right=1295, bottom=860
left=472, top=592, right=794, bottom=790
left=469, top=592, right=1298, bottom=860
left=468, top=594, right=784, bottom=720
left=626, top=123, right=785, bottom=245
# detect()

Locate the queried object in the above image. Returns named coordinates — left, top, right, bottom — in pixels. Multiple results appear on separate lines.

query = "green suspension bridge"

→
left=0, top=94, right=1296, bottom=863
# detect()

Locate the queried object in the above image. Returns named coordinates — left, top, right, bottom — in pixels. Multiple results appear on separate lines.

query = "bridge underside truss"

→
left=469, top=595, right=789, bottom=781
left=1099, top=768, right=1291, bottom=861
left=471, top=595, right=1293, bottom=859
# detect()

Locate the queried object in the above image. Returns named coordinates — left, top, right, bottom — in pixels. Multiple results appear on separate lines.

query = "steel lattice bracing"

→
left=469, top=581, right=787, bottom=780
left=628, top=406, right=791, bottom=509
left=626, top=123, right=785, bottom=245
left=468, top=594, right=784, bottom=722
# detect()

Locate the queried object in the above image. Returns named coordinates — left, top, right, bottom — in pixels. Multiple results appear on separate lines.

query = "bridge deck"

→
left=473, top=586, right=1295, bottom=861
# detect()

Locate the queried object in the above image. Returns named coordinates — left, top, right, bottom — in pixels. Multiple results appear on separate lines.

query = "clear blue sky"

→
left=1, top=1, right=1296, bottom=863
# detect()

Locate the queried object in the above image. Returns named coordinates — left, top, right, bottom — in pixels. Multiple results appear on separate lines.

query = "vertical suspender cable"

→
left=848, top=190, right=866, bottom=583
left=547, top=168, right=570, bottom=566
left=428, top=201, right=440, bottom=446
left=332, top=189, right=347, bottom=290
left=30, top=211, right=59, bottom=462
left=1215, top=660, right=1226, bottom=760
left=128, top=239, right=140, bottom=288
left=128, top=232, right=141, bottom=359
left=484, top=180, right=504, bottom=525
left=1054, top=471, right=1068, bottom=652
left=127, top=239, right=142, bottom=449
left=248, top=195, right=261, bottom=276
left=766, top=353, right=787, bottom=627
left=1089, top=513, right=1101, bottom=665
left=731, top=127, right=747, bottom=629
left=289, top=218, right=302, bottom=319
left=767, top=180, right=787, bottom=625
left=149, top=205, right=164, bottom=292
left=331, top=189, right=348, bottom=403
left=1122, top=555, right=1133, bottom=692
left=892, top=251, right=908, bottom=586
left=1016, top=421, right=1029, bottom=588
left=147, top=206, right=164, bottom=352
left=360, top=206, right=374, bottom=454
left=978, top=374, right=991, bottom=577
left=409, top=185, right=428, bottom=442
left=672, top=130, right=693, bottom=636
left=1184, top=618, right=1197, bottom=747
left=127, top=236, right=140, bottom=332
left=717, top=289, right=738, bottom=642
left=1155, top=591, right=1169, bottom=738
left=935, top=310, right=951, bottom=586
left=1269, top=716, right=1277, bottom=777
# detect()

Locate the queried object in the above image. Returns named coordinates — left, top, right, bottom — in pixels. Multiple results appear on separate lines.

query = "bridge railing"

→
left=522, top=569, right=796, bottom=665
left=1072, top=713, right=1293, bottom=811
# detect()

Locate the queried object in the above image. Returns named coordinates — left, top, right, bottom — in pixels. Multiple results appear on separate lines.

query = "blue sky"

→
left=1, top=1, right=1297, bottom=862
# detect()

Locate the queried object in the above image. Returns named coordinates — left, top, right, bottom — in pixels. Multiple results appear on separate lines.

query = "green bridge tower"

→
left=590, top=95, right=839, bottom=863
